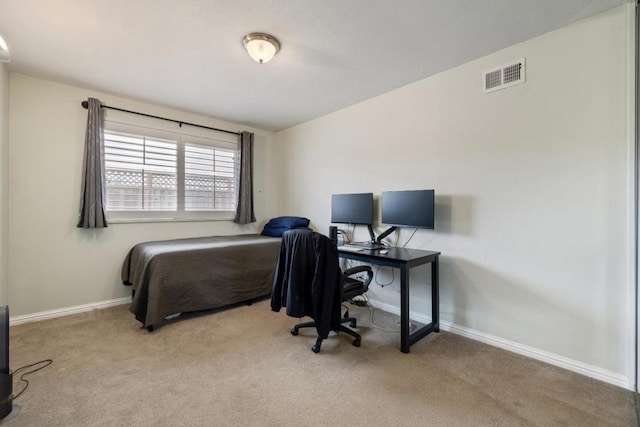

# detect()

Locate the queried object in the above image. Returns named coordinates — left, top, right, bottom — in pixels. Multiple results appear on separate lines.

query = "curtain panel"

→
left=77, top=97, right=108, bottom=228
left=234, top=131, right=256, bottom=224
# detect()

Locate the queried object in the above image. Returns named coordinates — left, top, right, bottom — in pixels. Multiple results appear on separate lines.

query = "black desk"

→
left=338, top=247, right=441, bottom=353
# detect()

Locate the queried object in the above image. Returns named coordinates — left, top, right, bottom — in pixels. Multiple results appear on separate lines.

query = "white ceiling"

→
left=0, top=0, right=626, bottom=131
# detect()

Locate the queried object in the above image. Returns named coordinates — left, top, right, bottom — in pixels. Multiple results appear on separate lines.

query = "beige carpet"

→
left=6, top=300, right=637, bottom=426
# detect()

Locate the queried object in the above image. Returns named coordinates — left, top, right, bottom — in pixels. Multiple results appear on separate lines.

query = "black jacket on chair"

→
left=271, top=229, right=342, bottom=339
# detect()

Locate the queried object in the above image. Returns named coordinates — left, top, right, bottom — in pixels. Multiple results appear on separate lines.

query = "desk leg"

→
left=400, top=265, right=410, bottom=353
left=432, top=256, right=440, bottom=332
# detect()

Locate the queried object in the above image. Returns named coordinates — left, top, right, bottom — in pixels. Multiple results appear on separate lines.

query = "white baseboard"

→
left=369, top=300, right=632, bottom=391
left=10, top=297, right=130, bottom=326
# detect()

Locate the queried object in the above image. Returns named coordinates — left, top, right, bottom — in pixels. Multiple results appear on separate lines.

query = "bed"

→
left=121, top=234, right=281, bottom=330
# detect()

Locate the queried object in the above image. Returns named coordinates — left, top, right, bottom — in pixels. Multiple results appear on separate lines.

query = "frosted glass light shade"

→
left=242, top=33, right=280, bottom=64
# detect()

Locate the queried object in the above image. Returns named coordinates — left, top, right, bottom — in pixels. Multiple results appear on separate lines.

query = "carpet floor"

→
left=5, top=300, right=638, bottom=426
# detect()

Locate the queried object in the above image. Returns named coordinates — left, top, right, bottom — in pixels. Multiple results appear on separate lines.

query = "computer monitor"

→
left=331, top=193, right=373, bottom=225
left=381, top=189, right=435, bottom=229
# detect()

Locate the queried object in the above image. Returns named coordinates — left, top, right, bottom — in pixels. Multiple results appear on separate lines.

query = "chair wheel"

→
left=350, top=321, right=357, bottom=328
left=353, top=338, right=361, bottom=347
left=291, top=328, right=299, bottom=336
left=312, top=337, right=323, bottom=353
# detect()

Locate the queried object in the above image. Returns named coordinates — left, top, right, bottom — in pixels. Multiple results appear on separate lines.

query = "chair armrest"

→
left=343, top=266, right=373, bottom=288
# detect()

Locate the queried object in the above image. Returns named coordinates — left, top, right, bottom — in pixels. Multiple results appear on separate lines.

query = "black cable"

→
left=12, top=359, right=53, bottom=399
left=374, top=264, right=395, bottom=287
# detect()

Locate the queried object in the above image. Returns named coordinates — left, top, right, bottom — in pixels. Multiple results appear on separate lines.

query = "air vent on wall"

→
left=483, top=58, right=525, bottom=93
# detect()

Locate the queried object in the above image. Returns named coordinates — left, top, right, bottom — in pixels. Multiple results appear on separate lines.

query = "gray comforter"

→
left=122, top=234, right=281, bottom=328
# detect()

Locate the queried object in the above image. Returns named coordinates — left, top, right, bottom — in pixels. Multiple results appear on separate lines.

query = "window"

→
left=104, top=122, right=237, bottom=221
left=104, top=132, right=178, bottom=211
left=184, top=142, right=235, bottom=211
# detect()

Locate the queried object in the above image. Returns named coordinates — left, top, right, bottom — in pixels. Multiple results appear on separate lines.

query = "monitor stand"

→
left=349, top=225, right=385, bottom=250
left=367, top=225, right=377, bottom=243
left=376, top=226, right=397, bottom=244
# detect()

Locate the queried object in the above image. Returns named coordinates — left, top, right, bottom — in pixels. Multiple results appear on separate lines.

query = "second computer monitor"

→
left=381, top=189, right=435, bottom=229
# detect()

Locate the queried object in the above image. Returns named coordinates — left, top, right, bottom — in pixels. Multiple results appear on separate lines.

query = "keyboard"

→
left=337, top=245, right=364, bottom=252
left=349, top=241, right=386, bottom=250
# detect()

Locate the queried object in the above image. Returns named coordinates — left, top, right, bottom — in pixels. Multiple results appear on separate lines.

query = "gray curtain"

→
left=77, top=97, right=108, bottom=228
left=234, top=131, right=256, bottom=224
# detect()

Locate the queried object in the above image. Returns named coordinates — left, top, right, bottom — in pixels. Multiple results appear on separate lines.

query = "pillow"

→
left=261, top=226, right=310, bottom=237
left=264, top=216, right=310, bottom=229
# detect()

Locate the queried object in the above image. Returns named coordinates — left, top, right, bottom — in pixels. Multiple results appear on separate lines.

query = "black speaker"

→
left=329, top=226, right=338, bottom=244
left=0, top=372, right=12, bottom=419
left=0, top=306, right=8, bottom=376
left=0, top=306, right=15, bottom=421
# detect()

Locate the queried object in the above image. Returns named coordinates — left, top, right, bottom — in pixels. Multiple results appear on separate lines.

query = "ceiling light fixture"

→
left=0, top=35, right=10, bottom=63
left=242, top=33, right=280, bottom=64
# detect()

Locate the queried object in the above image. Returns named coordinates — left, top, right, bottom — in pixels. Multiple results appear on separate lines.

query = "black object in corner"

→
left=0, top=306, right=13, bottom=420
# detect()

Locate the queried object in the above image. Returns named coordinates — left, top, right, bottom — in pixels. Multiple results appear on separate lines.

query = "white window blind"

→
left=185, top=143, right=236, bottom=211
left=103, top=121, right=238, bottom=222
left=105, top=131, right=178, bottom=211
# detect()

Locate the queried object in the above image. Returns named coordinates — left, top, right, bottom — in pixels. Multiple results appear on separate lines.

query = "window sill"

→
left=108, top=218, right=230, bottom=224
left=106, top=214, right=235, bottom=224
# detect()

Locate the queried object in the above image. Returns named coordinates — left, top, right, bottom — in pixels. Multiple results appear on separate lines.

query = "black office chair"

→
left=271, top=229, right=373, bottom=353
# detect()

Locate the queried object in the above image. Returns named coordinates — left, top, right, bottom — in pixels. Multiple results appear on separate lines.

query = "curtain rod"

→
left=80, top=100, right=240, bottom=136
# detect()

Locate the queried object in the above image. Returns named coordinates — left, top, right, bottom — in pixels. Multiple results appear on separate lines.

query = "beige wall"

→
left=0, top=64, right=8, bottom=306
left=277, top=5, right=634, bottom=383
left=7, top=74, right=279, bottom=316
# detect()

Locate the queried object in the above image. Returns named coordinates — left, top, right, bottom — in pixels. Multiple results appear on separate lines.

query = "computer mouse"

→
left=379, top=249, right=388, bottom=254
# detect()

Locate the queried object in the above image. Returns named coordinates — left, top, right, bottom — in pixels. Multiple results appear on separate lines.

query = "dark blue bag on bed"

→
left=261, top=216, right=310, bottom=237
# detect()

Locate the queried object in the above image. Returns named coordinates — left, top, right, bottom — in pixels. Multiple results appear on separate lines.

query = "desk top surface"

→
left=338, top=246, right=440, bottom=264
